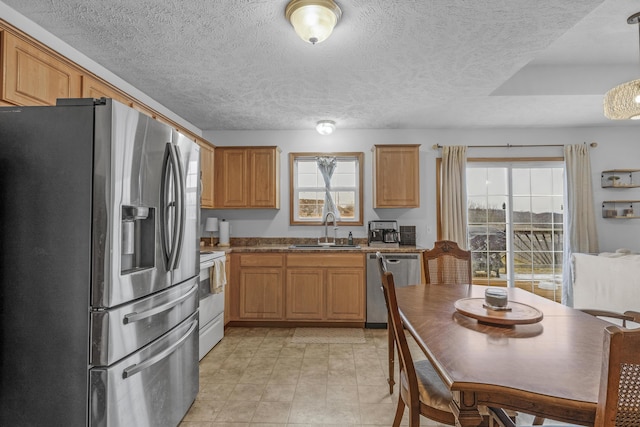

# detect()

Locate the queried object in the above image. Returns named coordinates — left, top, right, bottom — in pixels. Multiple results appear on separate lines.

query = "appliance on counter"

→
left=368, top=220, right=401, bottom=247
left=366, top=252, right=421, bottom=328
left=199, top=250, right=227, bottom=360
left=0, top=98, right=200, bottom=427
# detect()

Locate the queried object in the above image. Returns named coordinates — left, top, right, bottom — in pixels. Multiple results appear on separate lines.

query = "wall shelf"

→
left=601, top=169, right=640, bottom=188
left=602, top=200, right=640, bottom=219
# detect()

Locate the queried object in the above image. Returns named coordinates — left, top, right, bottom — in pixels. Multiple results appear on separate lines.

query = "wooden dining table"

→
left=395, top=284, right=610, bottom=427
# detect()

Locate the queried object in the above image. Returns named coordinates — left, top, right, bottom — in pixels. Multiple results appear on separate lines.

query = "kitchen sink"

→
left=289, top=244, right=361, bottom=249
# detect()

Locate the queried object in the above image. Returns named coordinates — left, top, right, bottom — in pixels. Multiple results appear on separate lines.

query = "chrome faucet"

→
left=322, top=212, right=338, bottom=244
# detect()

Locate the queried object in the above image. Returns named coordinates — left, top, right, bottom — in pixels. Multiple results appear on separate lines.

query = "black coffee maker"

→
left=368, top=220, right=400, bottom=247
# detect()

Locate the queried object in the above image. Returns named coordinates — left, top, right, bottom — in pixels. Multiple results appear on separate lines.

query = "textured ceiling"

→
left=3, top=0, right=640, bottom=131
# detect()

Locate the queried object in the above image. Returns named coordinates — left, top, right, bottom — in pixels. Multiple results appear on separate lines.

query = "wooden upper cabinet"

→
left=215, top=148, right=248, bottom=207
left=373, top=144, right=420, bottom=208
left=2, top=32, right=82, bottom=106
left=197, top=140, right=215, bottom=209
left=250, top=148, right=280, bottom=208
left=214, top=146, right=280, bottom=209
left=81, top=75, right=132, bottom=107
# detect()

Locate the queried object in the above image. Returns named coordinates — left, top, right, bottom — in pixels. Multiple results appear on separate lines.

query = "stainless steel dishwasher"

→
left=366, top=252, right=421, bottom=328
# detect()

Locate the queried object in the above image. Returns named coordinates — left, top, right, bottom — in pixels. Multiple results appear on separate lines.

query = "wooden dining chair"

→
left=488, top=324, right=640, bottom=427
left=422, top=240, right=472, bottom=285
left=375, top=252, right=396, bottom=394
left=580, top=309, right=638, bottom=327
left=379, top=266, right=456, bottom=426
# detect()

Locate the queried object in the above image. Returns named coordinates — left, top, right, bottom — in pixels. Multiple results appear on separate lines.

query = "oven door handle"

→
left=123, top=284, right=198, bottom=324
left=122, top=319, right=198, bottom=379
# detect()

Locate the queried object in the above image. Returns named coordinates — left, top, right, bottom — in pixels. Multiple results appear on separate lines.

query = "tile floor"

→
left=180, top=327, right=441, bottom=426
left=181, top=327, right=540, bottom=427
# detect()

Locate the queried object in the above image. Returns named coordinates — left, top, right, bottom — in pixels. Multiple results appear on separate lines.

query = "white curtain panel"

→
left=562, top=144, right=599, bottom=306
left=441, top=145, right=468, bottom=248
left=316, top=156, right=339, bottom=220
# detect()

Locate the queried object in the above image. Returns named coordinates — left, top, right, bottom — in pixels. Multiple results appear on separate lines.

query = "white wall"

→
left=202, top=126, right=640, bottom=251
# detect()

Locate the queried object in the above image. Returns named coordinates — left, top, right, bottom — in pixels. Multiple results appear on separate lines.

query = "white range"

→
left=198, top=250, right=227, bottom=360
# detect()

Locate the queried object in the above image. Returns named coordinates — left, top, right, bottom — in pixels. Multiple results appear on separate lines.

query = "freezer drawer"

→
left=91, top=277, right=199, bottom=366
left=89, top=312, right=199, bottom=427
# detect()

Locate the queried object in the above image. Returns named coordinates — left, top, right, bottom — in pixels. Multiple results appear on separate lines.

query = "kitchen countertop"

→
left=216, top=245, right=423, bottom=253
left=200, top=240, right=424, bottom=254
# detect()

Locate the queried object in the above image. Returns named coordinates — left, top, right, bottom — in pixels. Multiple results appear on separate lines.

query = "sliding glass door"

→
left=467, top=162, right=564, bottom=301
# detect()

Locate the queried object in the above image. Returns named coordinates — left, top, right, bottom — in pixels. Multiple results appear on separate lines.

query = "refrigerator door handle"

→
left=161, top=143, right=182, bottom=270
left=122, top=283, right=198, bottom=324
left=172, top=145, right=186, bottom=269
left=122, top=318, right=198, bottom=379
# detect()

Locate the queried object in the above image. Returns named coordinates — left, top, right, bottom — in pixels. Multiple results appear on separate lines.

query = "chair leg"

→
left=532, top=416, right=545, bottom=425
left=408, top=405, right=420, bottom=427
left=388, top=329, right=395, bottom=394
left=392, top=396, right=405, bottom=427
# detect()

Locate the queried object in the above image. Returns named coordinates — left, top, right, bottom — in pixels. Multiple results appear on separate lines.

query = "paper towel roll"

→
left=218, top=220, right=230, bottom=247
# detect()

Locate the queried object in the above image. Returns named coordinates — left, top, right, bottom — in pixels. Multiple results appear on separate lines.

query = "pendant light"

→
left=285, top=0, right=342, bottom=45
left=604, top=12, right=640, bottom=120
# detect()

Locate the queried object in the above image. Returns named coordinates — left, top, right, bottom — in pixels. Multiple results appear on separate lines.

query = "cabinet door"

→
left=3, top=32, right=82, bottom=106
left=238, top=268, right=283, bottom=319
left=286, top=269, right=324, bottom=320
left=224, top=258, right=231, bottom=325
left=214, top=148, right=248, bottom=207
left=250, top=147, right=280, bottom=208
left=199, top=143, right=215, bottom=208
left=326, top=269, right=365, bottom=320
left=81, top=75, right=131, bottom=106
left=374, top=145, right=420, bottom=208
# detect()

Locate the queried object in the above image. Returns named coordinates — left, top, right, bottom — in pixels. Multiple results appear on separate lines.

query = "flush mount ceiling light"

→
left=316, top=120, right=336, bottom=135
left=285, top=0, right=342, bottom=45
left=604, top=12, right=640, bottom=120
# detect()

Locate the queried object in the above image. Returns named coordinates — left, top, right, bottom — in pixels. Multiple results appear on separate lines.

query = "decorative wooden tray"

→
left=454, top=298, right=543, bottom=326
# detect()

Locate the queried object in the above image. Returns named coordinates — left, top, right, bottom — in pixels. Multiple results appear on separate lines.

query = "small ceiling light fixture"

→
left=316, top=120, right=336, bottom=135
left=605, top=12, right=640, bottom=120
left=285, top=0, right=342, bottom=45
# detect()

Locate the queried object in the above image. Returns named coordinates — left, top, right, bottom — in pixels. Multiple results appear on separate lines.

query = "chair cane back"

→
left=422, top=240, right=472, bottom=285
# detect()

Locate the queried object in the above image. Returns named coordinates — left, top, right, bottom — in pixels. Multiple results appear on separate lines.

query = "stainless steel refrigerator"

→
left=0, top=98, right=200, bottom=426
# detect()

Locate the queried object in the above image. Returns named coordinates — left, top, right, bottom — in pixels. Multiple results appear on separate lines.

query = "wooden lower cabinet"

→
left=326, top=269, right=365, bottom=320
left=224, top=257, right=231, bottom=326
left=230, top=252, right=365, bottom=324
left=286, top=269, right=324, bottom=320
left=239, top=268, right=283, bottom=319
left=231, top=253, right=285, bottom=321
left=285, top=253, right=365, bottom=322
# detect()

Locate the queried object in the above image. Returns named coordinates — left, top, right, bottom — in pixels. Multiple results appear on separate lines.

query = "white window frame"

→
left=289, top=152, right=363, bottom=225
left=465, top=159, right=565, bottom=301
